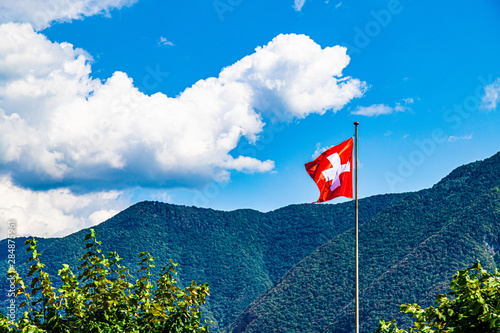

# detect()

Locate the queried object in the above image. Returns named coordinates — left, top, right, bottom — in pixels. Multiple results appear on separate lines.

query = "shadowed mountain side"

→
left=0, top=237, right=57, bottom=274
left=224, top=152, right=500, bottom=333
left=0, top=193, right=405, bottom=331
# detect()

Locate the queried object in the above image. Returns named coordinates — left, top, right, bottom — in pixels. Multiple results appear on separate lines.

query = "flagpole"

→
left=354, top=121, right=359, bottom=333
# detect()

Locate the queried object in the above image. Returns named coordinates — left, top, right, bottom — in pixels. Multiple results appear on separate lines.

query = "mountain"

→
left=224, top=152, right=500, bottom=333
left=0, top=192, right=404, bottom=331
left=3, top=152, right=499, bottom=333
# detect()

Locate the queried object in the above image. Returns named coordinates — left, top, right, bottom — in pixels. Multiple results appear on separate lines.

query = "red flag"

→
left=305, top=137, right=353, bottom=202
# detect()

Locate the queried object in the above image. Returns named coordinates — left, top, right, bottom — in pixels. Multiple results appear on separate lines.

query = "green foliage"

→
left=1, top=193, right=404, bottom=332
left=1, top=229, right=210, bottom=333
left=377, top=262, right=500, bottom=333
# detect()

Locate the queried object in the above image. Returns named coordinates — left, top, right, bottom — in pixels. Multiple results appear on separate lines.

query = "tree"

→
left=376, top=262, right=500, bottom=333
left=1, top=229, right=210, bottom=333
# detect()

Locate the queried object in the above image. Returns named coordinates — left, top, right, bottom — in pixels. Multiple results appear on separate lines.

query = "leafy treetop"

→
left=377, top=262, right=500, bottom=333
left=0, top=229, right=210, bottom=333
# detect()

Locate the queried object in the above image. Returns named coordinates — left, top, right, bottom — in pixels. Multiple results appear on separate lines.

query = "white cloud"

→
left=353, top=98, right=413, bottom=116
left=0, top=174, right=127, bottom=238
left=480, top=78, right=500, bottom=111
left=159, top=36, right=174, bottom=46
left=395, top=97, right=414, bottom=112
left=221, top=34, right=366, bottom=119
left=0, top=0, right=138, bottom=30
left=149, top=191, right=172, bottom=203
left=352, top=104, right=393, bottom=116
left=293, top=0, right=306, bottom=11
left=448, top=134, right=472, bottom=142
left=312, top=142, right=330, bottom=158
left=0, top=27, right=365, bottom=191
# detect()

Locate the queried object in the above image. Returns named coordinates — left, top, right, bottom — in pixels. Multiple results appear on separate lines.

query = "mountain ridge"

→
left=2, top=152, right=499, bottom=332
left=1, top=192, right=405, bottom=331
left=224, top=151, right=500, bottom=333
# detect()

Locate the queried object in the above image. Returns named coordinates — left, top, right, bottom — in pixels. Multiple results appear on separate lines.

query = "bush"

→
left=377, top=262, right=500, bottom=333
left=1, top=229, right=210, bottom=333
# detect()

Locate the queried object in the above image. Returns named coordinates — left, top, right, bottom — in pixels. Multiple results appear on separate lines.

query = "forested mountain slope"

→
left=0, top=192, right=404, bottom=331
left=225, top=152, right=500, bottom=333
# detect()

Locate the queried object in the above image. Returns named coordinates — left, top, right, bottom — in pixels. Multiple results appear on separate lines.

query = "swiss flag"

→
left=305, top=137, right=353, bottom=202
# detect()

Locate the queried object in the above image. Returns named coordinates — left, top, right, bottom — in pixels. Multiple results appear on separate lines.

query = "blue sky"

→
left=1, top=0, right=500, bottom=238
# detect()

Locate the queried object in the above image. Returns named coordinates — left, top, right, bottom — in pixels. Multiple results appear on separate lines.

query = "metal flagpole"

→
left=354, top=121, right=359, bottom=333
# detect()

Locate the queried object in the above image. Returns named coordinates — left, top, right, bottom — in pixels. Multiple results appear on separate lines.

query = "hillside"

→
left=224, top=152, right=500, bottom=333
left=0, top=192, right=404, bottom=331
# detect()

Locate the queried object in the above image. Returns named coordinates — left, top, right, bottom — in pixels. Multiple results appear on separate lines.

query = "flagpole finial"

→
left=354, top=121, right=359, bottom=126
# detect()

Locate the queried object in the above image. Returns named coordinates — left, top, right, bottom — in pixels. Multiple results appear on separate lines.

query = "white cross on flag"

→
left=305, top=137, right=353, bottom=202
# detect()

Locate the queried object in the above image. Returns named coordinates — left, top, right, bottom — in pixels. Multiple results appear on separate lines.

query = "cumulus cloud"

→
left=0, top=174, right=127, bottom=238
left=221, top=34, right=366, bottom=118
left=352, top=98, right=413, bottom=116
left=0, top=0, right=138, bottom=31
left=0, top=27, right=366, bottom=191
left=480, top=78, right=500, bottom=111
